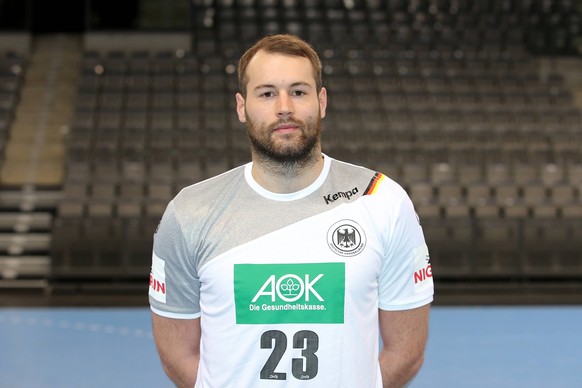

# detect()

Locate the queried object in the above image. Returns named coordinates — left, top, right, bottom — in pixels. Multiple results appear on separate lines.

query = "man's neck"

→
left=251, top=151, right=325, bottom=194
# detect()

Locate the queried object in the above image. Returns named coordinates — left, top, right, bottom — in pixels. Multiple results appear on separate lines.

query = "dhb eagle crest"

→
left=327, top=219, right=366, bottom=257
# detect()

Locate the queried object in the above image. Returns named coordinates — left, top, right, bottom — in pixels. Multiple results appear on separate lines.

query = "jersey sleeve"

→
left=148, top=201, right=201, bottom=319
left=377, top=184, right=434, bottom=311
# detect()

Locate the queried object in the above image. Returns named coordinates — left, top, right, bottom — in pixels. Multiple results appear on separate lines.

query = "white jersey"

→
left=149, top=155, right=433, bottom=388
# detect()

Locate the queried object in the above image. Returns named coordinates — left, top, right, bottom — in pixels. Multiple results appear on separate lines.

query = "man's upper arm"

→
left=379, top=304, right=430, bottom=357
left=152, top=313, right=201, bottom=358
left=377, top=304, right=430, bottom=387
left=151, top=313, right=201, bottom=387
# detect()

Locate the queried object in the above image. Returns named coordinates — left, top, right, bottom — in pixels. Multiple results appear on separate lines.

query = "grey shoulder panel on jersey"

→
left=166, top=159, right=379, bottom=270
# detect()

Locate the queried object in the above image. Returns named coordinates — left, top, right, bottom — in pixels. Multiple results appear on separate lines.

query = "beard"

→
left=245, top=112, right=322, bottom=173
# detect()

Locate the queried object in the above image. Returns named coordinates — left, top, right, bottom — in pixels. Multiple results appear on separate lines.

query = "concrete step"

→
left=0, top=212, right=52, bottom=233
left=0, top=233, right=51, bottom=255
left=0, top=255, right=50, bottom=279
left=0, top=189, right=62, bottom=211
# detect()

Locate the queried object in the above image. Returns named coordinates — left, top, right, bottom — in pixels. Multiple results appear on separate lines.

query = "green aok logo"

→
left=234, top=263, right=345, bottom=324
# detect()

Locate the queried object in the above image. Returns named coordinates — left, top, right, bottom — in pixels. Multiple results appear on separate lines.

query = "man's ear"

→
left=319, top=87, right=327, bottom=119
left=235, top=93, right=246, bottom=123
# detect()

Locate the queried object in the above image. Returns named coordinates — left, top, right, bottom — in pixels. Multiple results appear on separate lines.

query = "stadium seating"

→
left=44, top=0, right=582, bottom=283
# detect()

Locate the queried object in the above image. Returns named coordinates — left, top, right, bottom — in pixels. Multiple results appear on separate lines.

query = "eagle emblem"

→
left=327, top=220, right=366, bottom=257
left=337, top=227, right=357, bottom=248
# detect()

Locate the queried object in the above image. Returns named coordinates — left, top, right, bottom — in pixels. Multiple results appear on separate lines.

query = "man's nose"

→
left=276, top=93, right=294, bottom=119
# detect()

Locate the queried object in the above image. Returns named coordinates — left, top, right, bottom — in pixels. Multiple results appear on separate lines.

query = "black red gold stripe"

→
left=363, top=172, right=385, bottom=195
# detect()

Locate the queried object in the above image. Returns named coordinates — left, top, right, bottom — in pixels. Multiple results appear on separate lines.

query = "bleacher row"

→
left=45, top=0, right=582, bottom=279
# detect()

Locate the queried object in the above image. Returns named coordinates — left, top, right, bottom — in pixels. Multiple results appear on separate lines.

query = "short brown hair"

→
left=237, top=34, right=323, bottom=96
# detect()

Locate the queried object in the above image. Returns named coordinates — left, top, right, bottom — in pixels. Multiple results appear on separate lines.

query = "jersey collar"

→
left=244, top=154, right=332, bottom=201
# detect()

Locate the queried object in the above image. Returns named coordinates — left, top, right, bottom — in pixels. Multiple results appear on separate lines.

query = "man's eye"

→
left=260, top=92, right=275, bottom=98
left=292, top=90, right=306, bottom=97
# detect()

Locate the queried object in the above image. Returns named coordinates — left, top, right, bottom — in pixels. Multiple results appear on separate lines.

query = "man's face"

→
left=236, top=51, right=327, bottom=164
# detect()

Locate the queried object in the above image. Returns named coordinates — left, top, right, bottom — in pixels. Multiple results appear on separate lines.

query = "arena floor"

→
left=1, top=305, right=580, bottom=387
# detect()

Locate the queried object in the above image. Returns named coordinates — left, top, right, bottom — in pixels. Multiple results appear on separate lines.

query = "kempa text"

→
left=323, top=187, right=359, bottom=204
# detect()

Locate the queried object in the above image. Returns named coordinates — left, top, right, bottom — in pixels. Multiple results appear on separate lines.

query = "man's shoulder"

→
left=328, top=157, right=376, bottom=180
left=173, top=164, right=247, bottom=204
left=329, top=157, right=406, bottom=196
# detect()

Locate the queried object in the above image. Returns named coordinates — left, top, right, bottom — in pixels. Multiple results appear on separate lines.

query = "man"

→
left=149, top=34, right=433, bottom=388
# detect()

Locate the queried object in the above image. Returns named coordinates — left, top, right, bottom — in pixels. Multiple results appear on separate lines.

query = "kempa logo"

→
left=323, top=187, right=359, bottom=204
left=234, top=263, right=345, bottom=324
left=327, top=219, right=366, bottom=257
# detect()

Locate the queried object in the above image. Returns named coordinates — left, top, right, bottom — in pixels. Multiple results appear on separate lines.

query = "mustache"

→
left=267, top=119, right=305, bottom=132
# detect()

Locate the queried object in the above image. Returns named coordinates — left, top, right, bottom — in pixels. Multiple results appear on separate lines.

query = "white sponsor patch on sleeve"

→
left=149, top=253, right=167, bottom=303
left=412, top=243, right=432, bottom=291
